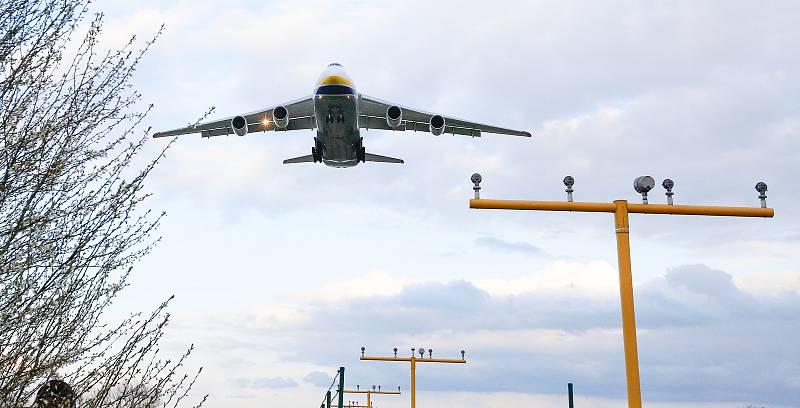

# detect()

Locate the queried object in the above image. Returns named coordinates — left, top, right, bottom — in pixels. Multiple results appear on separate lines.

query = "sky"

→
left=94, top=0, right=799, bottom=407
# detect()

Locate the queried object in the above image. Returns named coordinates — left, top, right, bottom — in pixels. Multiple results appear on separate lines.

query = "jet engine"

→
left=429, top=114, right=445, bottom=136
left=273, top=105, right=289, bottom=129
left=231, top=115, right=248, bottom=136
left=386, top=105, right=403, bottom=128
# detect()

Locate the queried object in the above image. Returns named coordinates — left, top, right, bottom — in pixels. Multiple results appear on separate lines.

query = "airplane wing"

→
left=364, top=153, right=404, bottom=163
left=283, top=154, right=316, bottom=164
left=152, top=96, right=315, bottom=138
left=357, top=94, right=531, bottom=138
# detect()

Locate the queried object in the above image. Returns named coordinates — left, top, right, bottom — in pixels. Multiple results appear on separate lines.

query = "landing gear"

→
left=354, top=137, right=366, bottom=163
left=313, top=137, right=325, bottom=163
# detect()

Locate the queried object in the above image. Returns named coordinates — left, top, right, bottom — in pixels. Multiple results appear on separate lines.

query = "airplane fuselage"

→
left=313, top=64, right=361, bottom=168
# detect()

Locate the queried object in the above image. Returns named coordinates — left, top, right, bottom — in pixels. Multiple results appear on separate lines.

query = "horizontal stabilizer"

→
left=283, top=154, right=315, bottom=164
left=364, top=153, right=404, bottom=164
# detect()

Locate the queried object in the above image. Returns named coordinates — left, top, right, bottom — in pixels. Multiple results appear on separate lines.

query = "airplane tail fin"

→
left=364, top=153, right=404, bottom=164
left=283, top=154, right=315, bottom=164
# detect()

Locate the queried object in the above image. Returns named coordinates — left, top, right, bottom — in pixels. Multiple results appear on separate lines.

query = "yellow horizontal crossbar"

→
left=470, top=199, right=774, bottom=218
left=471, top=199, right=615, bottom=212
left=344, top=390, right=402, bottom=395
left=627, top=203, right=774, bottom=217
left=360, top=356, right=466, bottom=364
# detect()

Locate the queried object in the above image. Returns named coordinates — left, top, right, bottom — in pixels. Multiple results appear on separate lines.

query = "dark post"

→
left=34, top=380, right=76, bottom=408
left=338, top=367, right=345, bottom=408
left=327, top=390, right=332, bottom=408
left=568, top=383, right=574, bottom=408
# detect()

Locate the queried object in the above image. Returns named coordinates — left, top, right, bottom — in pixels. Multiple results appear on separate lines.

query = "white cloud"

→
left=181, top=263, right=799, bottom=405
left=473, top=260, right=617, bottom=298
left=233, top=376, right=298, bottom=389
left=302, top=271, right=407, bottom=302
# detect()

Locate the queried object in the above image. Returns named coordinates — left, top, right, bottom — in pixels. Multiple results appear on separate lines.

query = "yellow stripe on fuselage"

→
left=318, top=75, right=355, bottom=88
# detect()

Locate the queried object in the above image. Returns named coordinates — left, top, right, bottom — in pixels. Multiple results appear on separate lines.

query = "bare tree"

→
left=1, top=0, right=207, bottom=406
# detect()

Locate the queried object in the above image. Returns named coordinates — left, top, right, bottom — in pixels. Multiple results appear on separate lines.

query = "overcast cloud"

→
left=93, top=0, right=800, bottom=406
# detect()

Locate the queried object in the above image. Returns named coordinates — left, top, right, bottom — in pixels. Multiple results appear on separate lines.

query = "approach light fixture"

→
left=756, top=181, right=768, bottom=208
left=467, top=173, right=775, bottom=408
left=471, top=173, right=482, bottom=199
left=662, top=179, right=675, bottom=205
left=633, top=176, right=655, bottom=204
left=359, top=347, right=466, bottom=408
left=564, top=175, right=575, bottom=202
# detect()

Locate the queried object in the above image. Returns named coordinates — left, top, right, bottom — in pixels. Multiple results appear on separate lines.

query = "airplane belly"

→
left=314, top=96, right=360, bottom=167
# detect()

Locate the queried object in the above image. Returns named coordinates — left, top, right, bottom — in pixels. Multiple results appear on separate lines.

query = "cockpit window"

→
left=328, top=62, right=342, bottom=67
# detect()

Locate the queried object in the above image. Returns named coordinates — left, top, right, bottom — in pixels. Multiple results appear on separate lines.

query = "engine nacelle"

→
left=386, top=105, right=403, bottom=128
left=231, top=115, right=248, bottom=136
left=429, top=114, right=445, bottom=136
left=273, top=105, right=289, bottom=129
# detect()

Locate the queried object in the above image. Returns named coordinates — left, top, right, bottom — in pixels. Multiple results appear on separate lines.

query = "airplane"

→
left=153, top=63, right=531, bottom=168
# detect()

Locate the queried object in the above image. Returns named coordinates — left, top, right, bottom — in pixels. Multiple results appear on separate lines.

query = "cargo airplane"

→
left=153, top=63, right=531, bottom=168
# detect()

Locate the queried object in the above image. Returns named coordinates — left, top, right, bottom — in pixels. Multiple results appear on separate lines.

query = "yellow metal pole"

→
left=367, top=391, right=371, bottom=408
left=469, top=176, right=773, bottom=408
left=410, top=357, right=416, bottom=408
left=359, top=351, right=463, bottom=408
left=613, top=200, right=642, bottom=408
